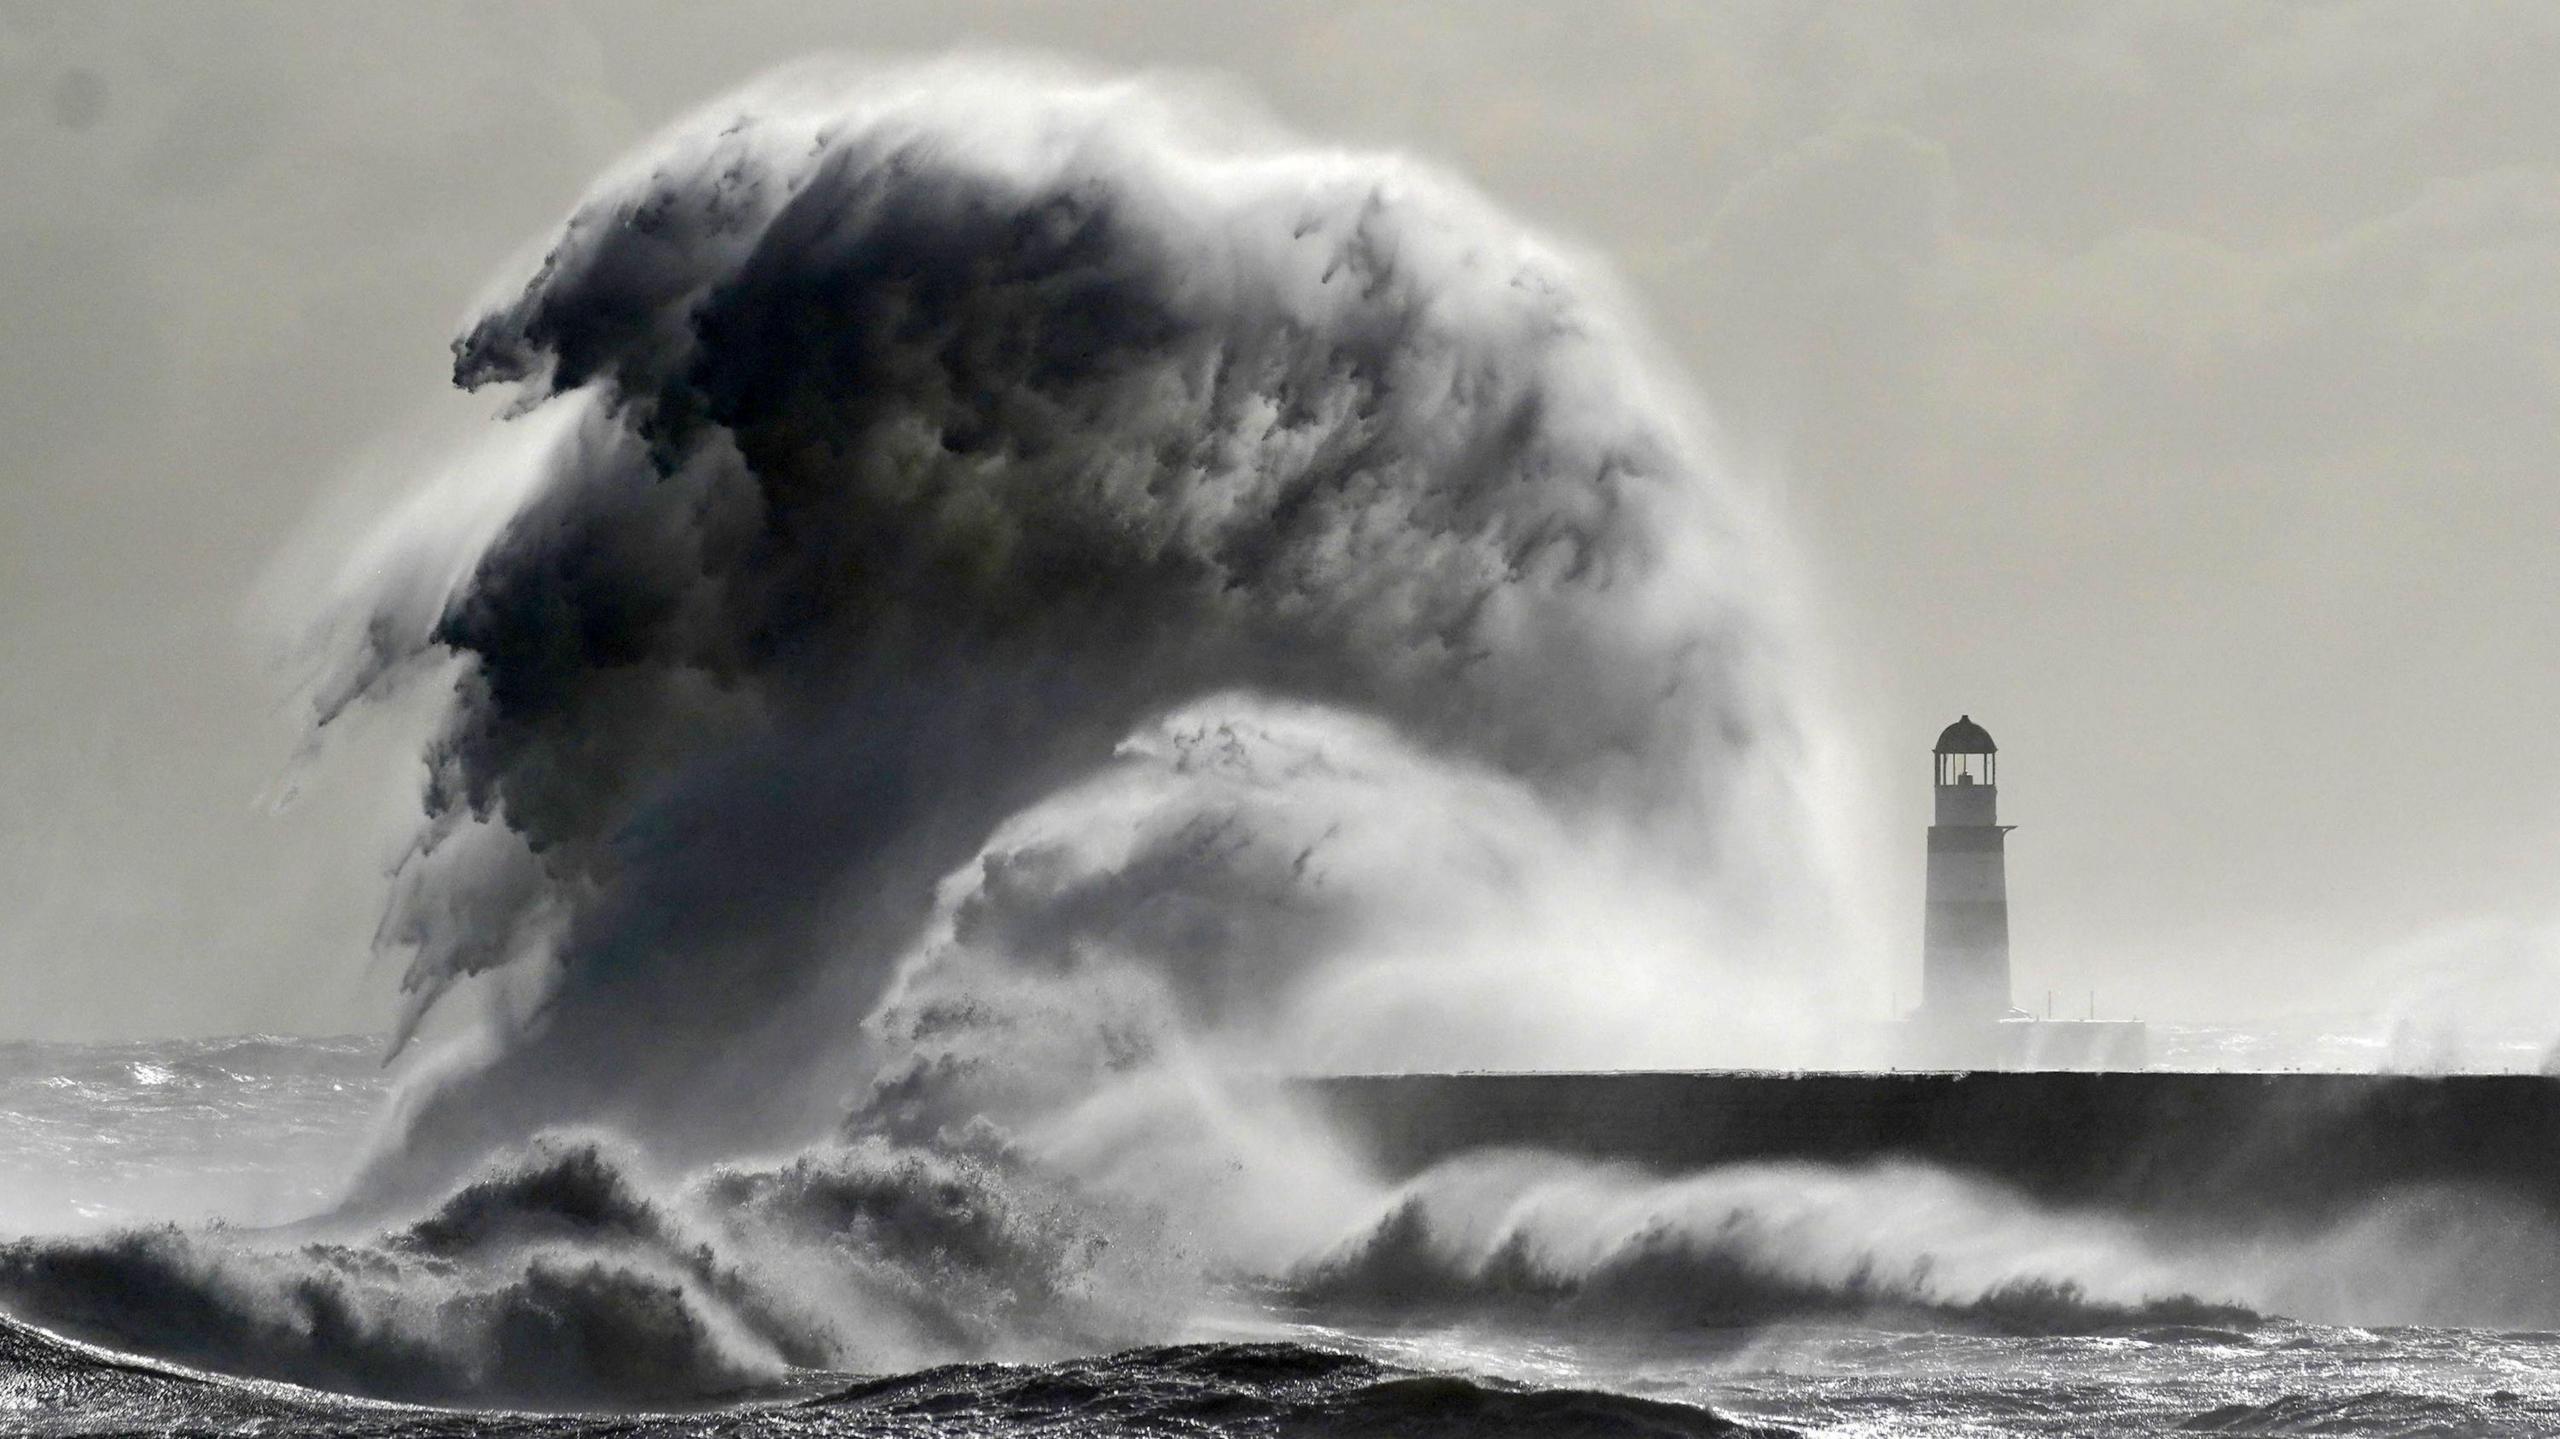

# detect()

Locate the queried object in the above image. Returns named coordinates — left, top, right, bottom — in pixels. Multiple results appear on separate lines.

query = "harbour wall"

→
left=1302, top=1070, right=2560, bottom=1225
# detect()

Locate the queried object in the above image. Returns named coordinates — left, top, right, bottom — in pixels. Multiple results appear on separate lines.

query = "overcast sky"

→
left=2, top=1, right=2553, bottom=1041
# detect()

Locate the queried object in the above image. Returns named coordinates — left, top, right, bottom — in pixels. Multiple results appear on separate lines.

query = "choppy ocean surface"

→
left=2, top=1036, right=2556, bottom=1437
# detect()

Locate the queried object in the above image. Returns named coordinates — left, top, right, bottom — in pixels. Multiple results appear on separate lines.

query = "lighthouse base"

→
left=1885, top=1016, right=2150, bottom=1071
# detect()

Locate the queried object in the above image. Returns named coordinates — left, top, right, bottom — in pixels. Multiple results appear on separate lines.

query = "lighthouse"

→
left=1922, top=715, right=2016, bottom=1020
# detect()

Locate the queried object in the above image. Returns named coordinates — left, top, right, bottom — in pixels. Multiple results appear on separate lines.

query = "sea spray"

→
left=302, top=58, right=1833, bottom=1198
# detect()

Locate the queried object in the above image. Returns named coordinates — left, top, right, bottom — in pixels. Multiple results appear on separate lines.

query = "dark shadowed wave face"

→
left=314, top=62, right=1815, bottom=1192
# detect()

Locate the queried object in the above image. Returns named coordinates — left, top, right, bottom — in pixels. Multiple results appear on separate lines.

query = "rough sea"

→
left=12, top=60, right=2557, bottom=1439
left=4, top=1034, right=2556, bottom=1438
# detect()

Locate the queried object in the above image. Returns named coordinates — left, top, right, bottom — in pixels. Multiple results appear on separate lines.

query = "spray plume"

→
left=301, top=59, right=1828, bottom=1192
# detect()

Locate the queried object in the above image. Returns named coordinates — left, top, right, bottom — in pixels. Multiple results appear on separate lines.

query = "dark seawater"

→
left=5, top=1039, right=2559, bottom=1437
left=0, top=1318, right=1789, bottom=1437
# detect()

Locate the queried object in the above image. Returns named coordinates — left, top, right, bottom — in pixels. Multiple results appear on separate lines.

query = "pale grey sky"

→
left=1, top=2, right=2553, bottom=1040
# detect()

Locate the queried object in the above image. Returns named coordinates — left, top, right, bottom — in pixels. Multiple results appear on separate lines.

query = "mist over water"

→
left=4, top=60, right=2557, bottom=1427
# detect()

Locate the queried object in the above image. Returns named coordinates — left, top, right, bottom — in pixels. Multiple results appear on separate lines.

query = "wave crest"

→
left=0, top=1133, right=1161, bottom=1405
left=1291, top=1153, right=2260, bottom=1336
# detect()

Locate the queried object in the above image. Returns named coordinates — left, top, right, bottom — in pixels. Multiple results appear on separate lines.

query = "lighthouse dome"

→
left=1933, top=714, right=1996, bottom=754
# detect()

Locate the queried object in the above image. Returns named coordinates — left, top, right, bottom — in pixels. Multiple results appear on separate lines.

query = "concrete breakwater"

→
left=1303, top=1070, right=2560, bottom=1223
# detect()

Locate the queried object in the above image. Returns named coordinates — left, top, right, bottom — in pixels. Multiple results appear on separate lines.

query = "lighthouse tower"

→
left=1922, top=715, right=2016, bottom=1019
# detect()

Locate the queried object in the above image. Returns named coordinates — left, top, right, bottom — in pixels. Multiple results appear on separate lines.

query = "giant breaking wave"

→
left=313, top=61, right=1830, bottom=1190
